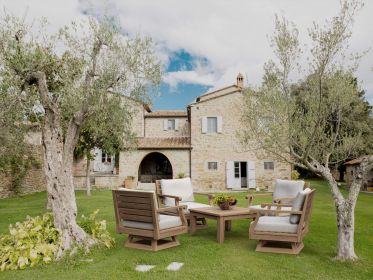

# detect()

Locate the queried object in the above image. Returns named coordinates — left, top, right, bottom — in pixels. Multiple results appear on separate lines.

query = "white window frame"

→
left=264, top=161, right=275, bottom=171
left=167, top=119, right=176, bottom=130
left=207, top=117, right=218, bottom=133
left=207, top=161, right=218, bottom=171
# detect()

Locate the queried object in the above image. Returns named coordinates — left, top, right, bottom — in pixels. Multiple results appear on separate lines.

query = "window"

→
left=234, top=162, right=240, bottom=178
left=208, top=162, right=218, bottom=170
left=167, top=119, right=175, bottom=130
left=264, top=161, right=274, bottom=170
left=101, top=152, right=111, bottom=163
left=207, top=117, right=217, bottom=133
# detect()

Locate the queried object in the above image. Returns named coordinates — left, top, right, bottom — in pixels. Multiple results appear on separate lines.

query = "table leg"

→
left=217, top=218, right=225, bottom=243
left=225, top=220, right=232, bottom=231
left=190, top=214, right=197, bottom=235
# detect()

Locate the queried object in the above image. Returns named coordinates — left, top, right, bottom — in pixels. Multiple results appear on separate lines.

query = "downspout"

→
left=188, top=106, right=192, bottom=178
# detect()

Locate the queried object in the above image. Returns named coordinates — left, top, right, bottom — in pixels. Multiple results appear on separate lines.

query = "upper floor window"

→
left=202, top=116, right=222, bottom=134
left=167, top=119, right=175, bottom=130
left=163, top=119, right=178, bottom=131
left=208, top=162, right=218, bottom=170
left=207, top=117, right=217, bottom=133
left=264, top=161, right=274, bottom=170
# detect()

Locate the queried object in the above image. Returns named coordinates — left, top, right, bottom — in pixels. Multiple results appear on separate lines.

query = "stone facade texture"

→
left=0, top=143, right=46, bottom=198
left=144, top=117, right=189, bottom=137
left=189, top=90, right=291, bottom=191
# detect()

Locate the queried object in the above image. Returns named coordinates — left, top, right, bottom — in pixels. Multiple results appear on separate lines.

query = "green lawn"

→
left=0, top=180, right=372, bottom=280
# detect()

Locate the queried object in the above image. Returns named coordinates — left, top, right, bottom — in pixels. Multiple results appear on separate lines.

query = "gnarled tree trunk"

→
left=38, top=76, right=96, bottom=258
left=322, top=167, right=361, bottom=261
left=336, top=203, right=357, bottom=260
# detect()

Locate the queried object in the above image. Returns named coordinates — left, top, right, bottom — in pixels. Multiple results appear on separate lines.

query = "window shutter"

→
left=226, top=161, right=235, bottom=188
left=217, top=116, right=223, bottom=133
left=247, top=161, right=256, bottom=189
left=175, top=119, right=179, bottom=131
left=163, top=120, right=168, bottom=131
left=201, top=117, right=207, bottom=133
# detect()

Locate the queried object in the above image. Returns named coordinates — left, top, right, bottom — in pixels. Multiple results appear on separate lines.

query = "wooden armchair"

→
left=246, top=179, right=306, bottom=215
left=112, top=189, right=188, bottom=251
left=249, top=188, right=315, bottom=254
left=155, top=178, right=214, bottom=229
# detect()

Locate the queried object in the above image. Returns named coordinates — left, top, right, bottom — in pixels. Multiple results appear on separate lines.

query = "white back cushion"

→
left=289, top=188, right=312, bottom=224
left=161, top=178, right=194, bottom=206
left=273, top=179, right=305, bottom=203
left=118, top=188, right=158, bottom=209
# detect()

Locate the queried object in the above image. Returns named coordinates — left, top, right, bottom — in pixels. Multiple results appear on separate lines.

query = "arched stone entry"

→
left=138, top=152, right=173, bottom=183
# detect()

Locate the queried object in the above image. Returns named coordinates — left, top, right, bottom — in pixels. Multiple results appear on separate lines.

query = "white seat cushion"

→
left=253, top=216, right=298, bottom=233
left=123, top=214, right=182, bottom=230
left=161, top=178, right=195, bottom=206
left=273, top=179, right=304, bottom=203
left=249, top=204, right=292, bottom=216
left=179, top=201, right=211, bottom=214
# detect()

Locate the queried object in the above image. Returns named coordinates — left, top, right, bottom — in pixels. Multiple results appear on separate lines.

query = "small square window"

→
left=167, top=119, right=175, bottom=130
left=264, top=162, right=274, bottom=170
left=208, top=162, right=218, bottom=170
left=207, top=117, right=217, bottom=133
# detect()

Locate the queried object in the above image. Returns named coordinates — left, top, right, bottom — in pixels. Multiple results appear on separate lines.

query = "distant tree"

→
left=0, top=14, right=161, bottom=258
left=74, top=96, right=137, bottom=196
left=241, top=0, right=373, bottom=260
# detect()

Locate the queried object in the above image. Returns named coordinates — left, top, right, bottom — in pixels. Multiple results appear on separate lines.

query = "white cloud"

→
left=163, top=70, right=215, bottom=89
left=1, top=0, right=372, bottom=103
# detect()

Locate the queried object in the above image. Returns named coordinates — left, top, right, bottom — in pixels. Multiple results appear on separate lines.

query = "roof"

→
left=145, top=110, right=187, bottom=118
left=344, top=155, right=372, bottom=165
left=188, top=85, right=241, bottom=106
left=137, top=137, right=191, bottom=149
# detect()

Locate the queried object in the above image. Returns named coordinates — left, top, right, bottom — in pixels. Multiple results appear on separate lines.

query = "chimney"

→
left=237, top=73, right=244, bottom=88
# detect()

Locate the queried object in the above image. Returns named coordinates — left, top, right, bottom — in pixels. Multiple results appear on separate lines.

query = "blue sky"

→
left=152, top=51, right=211, bottom=110
left=2, top=0, right=373, bottom=108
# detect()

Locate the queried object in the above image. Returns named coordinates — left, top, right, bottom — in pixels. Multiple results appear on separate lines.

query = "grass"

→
left=0, top=179, right=372, bottom=280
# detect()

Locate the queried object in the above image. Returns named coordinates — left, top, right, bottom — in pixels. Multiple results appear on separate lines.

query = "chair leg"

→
left=255, top=240, right=304, bottom=255
left=124, top=235, right=181, bottom=252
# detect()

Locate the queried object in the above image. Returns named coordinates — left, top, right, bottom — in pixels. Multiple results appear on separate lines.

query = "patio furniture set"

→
left=112, top=178, right=315, bottom=254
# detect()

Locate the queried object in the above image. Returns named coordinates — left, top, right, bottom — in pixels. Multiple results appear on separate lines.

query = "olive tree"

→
left=241, top=0, right=373, bottom=260
left=74, top=96, right=137, bottom=196
left=0, top=15, right=161, bottom=257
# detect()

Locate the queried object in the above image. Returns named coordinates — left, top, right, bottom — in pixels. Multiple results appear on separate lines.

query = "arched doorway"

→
left=138, top=152, right=173, bottom=183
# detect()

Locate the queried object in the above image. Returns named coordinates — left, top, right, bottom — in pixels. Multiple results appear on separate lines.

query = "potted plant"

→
left=213, top=194, right=237, bottom=210
left=124, top=176, right=136, bottom=189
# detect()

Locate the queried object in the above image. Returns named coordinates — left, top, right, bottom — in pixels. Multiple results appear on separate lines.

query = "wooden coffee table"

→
left=189, top=207, right=255, bottom=243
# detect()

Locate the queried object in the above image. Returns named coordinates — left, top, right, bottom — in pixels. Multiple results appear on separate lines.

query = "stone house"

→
left=343, top=157, right=373, bottom=191
left=0, top=74, right=292, bottom=198
left=117, top=74, right=291, bottom=191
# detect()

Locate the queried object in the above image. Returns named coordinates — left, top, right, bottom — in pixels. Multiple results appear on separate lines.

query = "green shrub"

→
left=0, top=213, right=59, bottom=271
left=291, top=170, right=300, bottom=180
left=176, top=172, right=186, bottom=178
left=0, top=210, right=114, bottom=271
left=78, top=210, right=115, bottom=249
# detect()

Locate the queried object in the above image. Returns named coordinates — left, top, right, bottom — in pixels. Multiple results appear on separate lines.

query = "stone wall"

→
left=144, top=117, right=189, bottom=137
left=119, top=149, right=190, bottom=186
left=0, top=144, right=46, bottom=198
left=190, top=90, right=291, bottom=191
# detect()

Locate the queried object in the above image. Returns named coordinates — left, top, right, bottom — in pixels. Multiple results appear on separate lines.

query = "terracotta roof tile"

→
left=145, top=111, right=187, bottom=118
left=137, top=137, right=191, bottom=149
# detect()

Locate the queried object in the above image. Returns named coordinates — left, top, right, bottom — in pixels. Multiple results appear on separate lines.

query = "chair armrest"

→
left=246, top=193, right=272, bottom=206
left=194, top=192, right=215, bottom=206
left=256, top=209, right=303, bottom=215
left=157, top=205, right=187, bottom=213
left=260, top=203, right=293, bottom=208
left=273, top=197, right=296, bottom=204
left=158, top=194, right=182, bottom=205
